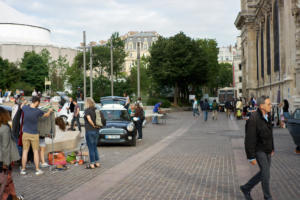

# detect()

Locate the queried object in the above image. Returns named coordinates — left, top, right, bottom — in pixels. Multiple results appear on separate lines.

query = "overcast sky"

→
left=3, top=0, right=241, bottom=48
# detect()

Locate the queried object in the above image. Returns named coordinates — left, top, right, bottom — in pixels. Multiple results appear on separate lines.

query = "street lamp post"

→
left=137, top=42, right=141, bottom=98
left=83, top=31, right=86, bottom=101
left=89, top=43, right=93, bottom=99
left=110, top=39, right=114, bottom=96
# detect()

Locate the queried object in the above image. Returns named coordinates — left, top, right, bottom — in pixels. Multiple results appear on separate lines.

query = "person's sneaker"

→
left=20, top=169, right=27, bottom=175
left=16, top=195, right=24, bottom=200
left=35, top=169, right=44, bottom=175
left=138, top=138, right=142, bottom=141
left=41, top=162, right=50, bottom=168
left=240, top=185, right=252, bottom=200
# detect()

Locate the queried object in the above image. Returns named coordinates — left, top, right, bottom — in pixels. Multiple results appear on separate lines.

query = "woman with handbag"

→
left=0, top=107, right=23, bottom=200
left=84, top=98, right=100, bottom=169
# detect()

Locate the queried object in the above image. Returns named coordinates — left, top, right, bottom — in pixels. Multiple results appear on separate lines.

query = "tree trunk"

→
left=174, top=82, right=179, bottom=105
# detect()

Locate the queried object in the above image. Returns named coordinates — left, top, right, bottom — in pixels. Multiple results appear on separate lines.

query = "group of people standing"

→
left=128, top=97, right=144, bottom=140
left=192, top=97, right=217, bottom=121
left=0, top=95, right=62, bottom=199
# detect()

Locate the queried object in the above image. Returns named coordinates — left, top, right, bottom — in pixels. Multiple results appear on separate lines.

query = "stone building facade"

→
left=218, top=45, right=236, bottom=64
left=217, top=41, right=243, bottom=98
left=123, top=31, right=159, bottom=74
left=235, top=0, right=300, bottom=110
left=233, top=37, right=243, bottom=98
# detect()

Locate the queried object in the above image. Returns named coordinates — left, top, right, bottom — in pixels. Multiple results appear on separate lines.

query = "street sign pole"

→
left=83, top=31, right=86, bottom=101
left=90, top=43, right=93, bottom=98
left=110, top=39, right=114, bottom=96
left=137, top=42, right=141, bottom=98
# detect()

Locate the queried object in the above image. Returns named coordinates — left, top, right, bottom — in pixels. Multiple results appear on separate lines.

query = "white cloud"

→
left=2, top=0, right=241, bottom=47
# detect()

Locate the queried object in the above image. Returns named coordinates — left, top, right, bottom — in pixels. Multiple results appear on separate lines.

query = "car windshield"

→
left=102, top=110, right=130, bottom=121
left=294, top=110, right=300, bottom=120
left=101, top=99, right=126, bottom=106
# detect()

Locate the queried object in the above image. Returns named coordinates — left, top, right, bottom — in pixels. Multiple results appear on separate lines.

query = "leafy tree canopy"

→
left=20, top=50, right=49, bottom=92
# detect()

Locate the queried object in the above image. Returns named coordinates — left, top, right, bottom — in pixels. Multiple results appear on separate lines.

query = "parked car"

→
left=57, top=101, right=85, bottom=125
left=286, top=108, right=300, bottom=153
left=98, top=104, right=137, bottom=146
left=50, top=96, right=61, bottom=103
left=100, top=96, right=127, bottom=107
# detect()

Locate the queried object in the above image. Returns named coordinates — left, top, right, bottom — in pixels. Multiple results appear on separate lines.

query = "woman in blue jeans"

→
left=84, top=98, right=100, bottom=169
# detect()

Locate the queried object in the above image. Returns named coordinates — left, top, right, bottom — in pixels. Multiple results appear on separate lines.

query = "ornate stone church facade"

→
left=235, top=0, right=300, bottom=110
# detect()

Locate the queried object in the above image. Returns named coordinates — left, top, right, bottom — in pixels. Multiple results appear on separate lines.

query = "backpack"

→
left=212, top=102, right=218, bottom=110
left=95, top=110, right=103, bottom=127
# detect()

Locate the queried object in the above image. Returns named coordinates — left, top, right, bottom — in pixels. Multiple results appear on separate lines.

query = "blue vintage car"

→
left=286, top=108, right=300, bottom=153
left=98, top=104, right=137, bottom=146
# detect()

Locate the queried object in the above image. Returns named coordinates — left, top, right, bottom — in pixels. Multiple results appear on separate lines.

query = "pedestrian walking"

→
left=135, top=97, right=144, bottom=108
left=68, top=97, right=75, bottom=114
left=152, top=102, right=162, bottom=124
left=134, top=103, right=144, bottom=140
left=236, top=98, right=243, bottom=120
left=20, top=97, right=53, bottom=175
left=212, top=99, right=218, bottom=120
left=69, top=99, right=81, bottom=132
left=31, top=89, right=37, bottom=98
left=192, top=97, right=200, bottom=118
left=282, top=99, right=289, bottom=120
left=124, top=93, right=130, bottom=110
left=240, top=95, right=274, bottom=200
left=84, top=98, right=100, bottom=169
left=128, top=104, right=135, bottom=120
left=76, top=87, right=81, bottom=101
left=225, top=100, right=231, bottom=119
left=203, top=99, right=209, bottom=122
left=0, top=107, right=23, bottom=200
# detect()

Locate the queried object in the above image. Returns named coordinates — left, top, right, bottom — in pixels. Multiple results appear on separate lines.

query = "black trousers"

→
left=71, top=116, right=81, bottom=132
left=243, top=151, right=272, bottom=200
left=135, top=120, right=143, bottom=139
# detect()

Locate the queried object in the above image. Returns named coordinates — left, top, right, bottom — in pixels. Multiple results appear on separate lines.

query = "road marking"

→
left=59, top=121, right=195, bottom=200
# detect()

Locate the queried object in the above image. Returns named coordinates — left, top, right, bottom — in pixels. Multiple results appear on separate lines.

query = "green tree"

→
left=218, top=63, right=233, bottom=88
left=0, top=57, right=21, bottom=89
left=106, top=32, right=127, bottom=79
left=196, top=39, right=219, bottom=93
left=20, top=51, right=49, bottom=92
left=67, top=32, right=126, bottom=98
left=66, top=53, right=84, bottom=96
left=128, top=57, right=151, bottom=96
left=49, top=56, right=69, bottom=92
left=88, top=45, right=110, bottom=77
left=92, top=75, right=111, bottom=102
left=148, top=32, right=208, bottom=105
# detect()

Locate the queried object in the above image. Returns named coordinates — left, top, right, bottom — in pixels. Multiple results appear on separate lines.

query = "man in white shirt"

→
left=192, top=97, right=199, bottom=118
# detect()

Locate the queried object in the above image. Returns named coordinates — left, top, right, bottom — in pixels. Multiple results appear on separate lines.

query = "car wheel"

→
left=61, top=115, right=68, bottom=125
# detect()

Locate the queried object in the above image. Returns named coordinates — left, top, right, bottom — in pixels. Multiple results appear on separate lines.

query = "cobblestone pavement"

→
left=12, top=112, right=300, bottom=200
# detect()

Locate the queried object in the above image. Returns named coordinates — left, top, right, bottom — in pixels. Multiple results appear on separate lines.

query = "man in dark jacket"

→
left=202, top=99, right=209, bottom=122
left=240, top=95, right=274, bottom=200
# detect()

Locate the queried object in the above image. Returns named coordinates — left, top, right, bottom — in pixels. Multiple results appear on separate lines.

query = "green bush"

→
left=10, top=82, right=34, bottom=96
left=146, top=97, right=171, bottom=108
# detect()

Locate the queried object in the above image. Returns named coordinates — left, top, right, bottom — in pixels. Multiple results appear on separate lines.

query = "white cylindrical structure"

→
left=0, top=23, right=51, bottom=45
